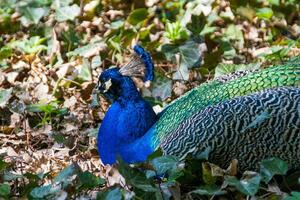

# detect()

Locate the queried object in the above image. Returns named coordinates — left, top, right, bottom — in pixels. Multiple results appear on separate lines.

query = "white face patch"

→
left=103, top=79, right=112, bottom=93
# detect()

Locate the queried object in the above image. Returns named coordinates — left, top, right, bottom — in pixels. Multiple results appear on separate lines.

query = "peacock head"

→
left=97, top=67, right=124, bottom=100
left=97, top=45, right=154, bottom=100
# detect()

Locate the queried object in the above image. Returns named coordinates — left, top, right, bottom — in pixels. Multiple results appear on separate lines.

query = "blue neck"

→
left=97, top=78, right=157, bottom=164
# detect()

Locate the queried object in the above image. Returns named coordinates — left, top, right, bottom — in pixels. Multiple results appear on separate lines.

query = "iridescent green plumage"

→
left=153, top=63, right=300, bottom=146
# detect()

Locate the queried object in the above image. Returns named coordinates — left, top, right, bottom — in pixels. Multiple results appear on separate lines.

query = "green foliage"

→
left=191, top=185, right=226, bottom=196
left=260, top=157, right=288, bottom=183
left=225, top=173, right=261, bottom=196
left=285, top=192, right=300, bottom=200
left=9, top=36, right=47, bottom=54
left=127, top=8, right=149, bottom=25
left=0, top=88, right=12, bottom=108
left=26, top=102, right=68, bottom=127
left=164, top=21, right=189, bottom=43
left=55, top=4, right=80, bottom=22
left=0, top=184, right=10, bottom=199
left=0, top=46, right=12, bottom=61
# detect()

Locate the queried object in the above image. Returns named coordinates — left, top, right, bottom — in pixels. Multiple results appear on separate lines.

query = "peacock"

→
left=97, top=45, right=300, bottom=171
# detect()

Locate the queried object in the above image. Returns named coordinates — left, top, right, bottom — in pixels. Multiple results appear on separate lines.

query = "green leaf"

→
left=224, top=24, right=244, bottom=49
left=147, top=148, right=163, bottom=161
left=127, top=8, right=148, bottom=25
left=91, top=55, right=102, bottom=69
left=55, top=4, right=80, bottom=22
left=53, top=163, right=81, bottom=187
left=151, top=72, right=172, bottom=101
left=9, top=36, right=47, bottom=54
left=151, top=155, right=179, bottom=175
left=0, top=46, right=12, bottom=60
left=256, top=8, right=273, bottom=20
left=51, top=0, right=73, bottom=9
left=179, top=40, right=202, bottom=69
left=164, top=21, right=189, bottom=42
left=260, top=158, right=288, bottom=183
left=97, top=187, right=123, bottom=200
left=110, top=20, right=124, bottom=29
left=186, top=14, right=206, bottom=35
left=118, top=159, right=157, bottom=192
left=77, top=58, right=92, bottom=81
left=214, top=63, right=260, bottom=78
left=195, top=147, right=211, bottom=160
left=0, top=88, right=12, bottom=108
left=225, top=173, right=261, bottom=196
left=284, top=192, right=300, bottom=200
left=0, top=159, right=9, bottom=171
left=167, top=40, right=203, bottom=80
left=191, top=185, right=226, bottom=196
left=202, top=163, right=217, bottom=185
left=268, top=0, right=280, bottom=6
left=200, top=25, right=217, bottom=36
left=78, top=171, right=106, bottom=190
left=236, top=7, right=256, bottom=21
left=67, top=42, right=106, bottom=58
left=29, top=184, right=59, bottom=199
left=0, top=184, right=10, bottom=198
left=173, top=62, right=189, bottom=81
left=19, top=7, right=49, bottom=26
left=3, top=171, right=23, bottom=181
left=161, top=43, right=179, bottom=60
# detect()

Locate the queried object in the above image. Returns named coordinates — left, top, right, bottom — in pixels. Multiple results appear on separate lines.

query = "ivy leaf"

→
left=0, top=88, right=12, bottom=108
left=127, top=8, right=148, bottom=25
left=55, top=4, right=80, bottom=22
left=166, top=40, right=204, bottom=81
left=29, top=184, right=60, bottom=199
left=19, top=7, right=49, bottom=26
left=53, top=163, right=81, bottom=188
left=161, top=43, right=179, bottom=60
left=151, top=72, right=172, bottom=101
left=191, top=185, right=226, bottom=196
left=97, top=187, right=123, bottom=200
left=0, top=46, right=12, bottom=60
left=78, top=171, right=106, bottom=190
left=67, top=42, right=106, bottom=58
left=0, top=159, right=9, bottom=172
left=51, top=0, right=73, bottom=9
left=118, top=158, right=157, bottom=192
left=151, top=155, right=179, bottom=175
left=256, top=8, right=273, bottom=20
left=284, top=192, right=300, bottom=200
left=224, top=24, right=244, bottom=49
left=202, top=162, right=217, bottom=185
left=260, top=158, right=288, bottom=183
left=225, top=172, right=261, bottom=196
left=268, top=0, right=280, bottom=6
left=0, top=184, right=10, bottom=198
left=179, top=40, right=202, bottom=69
left=9, top=36, right=47, bottom=54
left=214, top=63, right=260, bottom=77
left=77, top=58, right=92, bottom=81
left=186, top=14, right=206, bottom=35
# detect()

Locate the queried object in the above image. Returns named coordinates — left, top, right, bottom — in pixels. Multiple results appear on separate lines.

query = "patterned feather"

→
left=152, top=63, right=300, bottom=146
left=160, top=87, right=300, bottom=170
